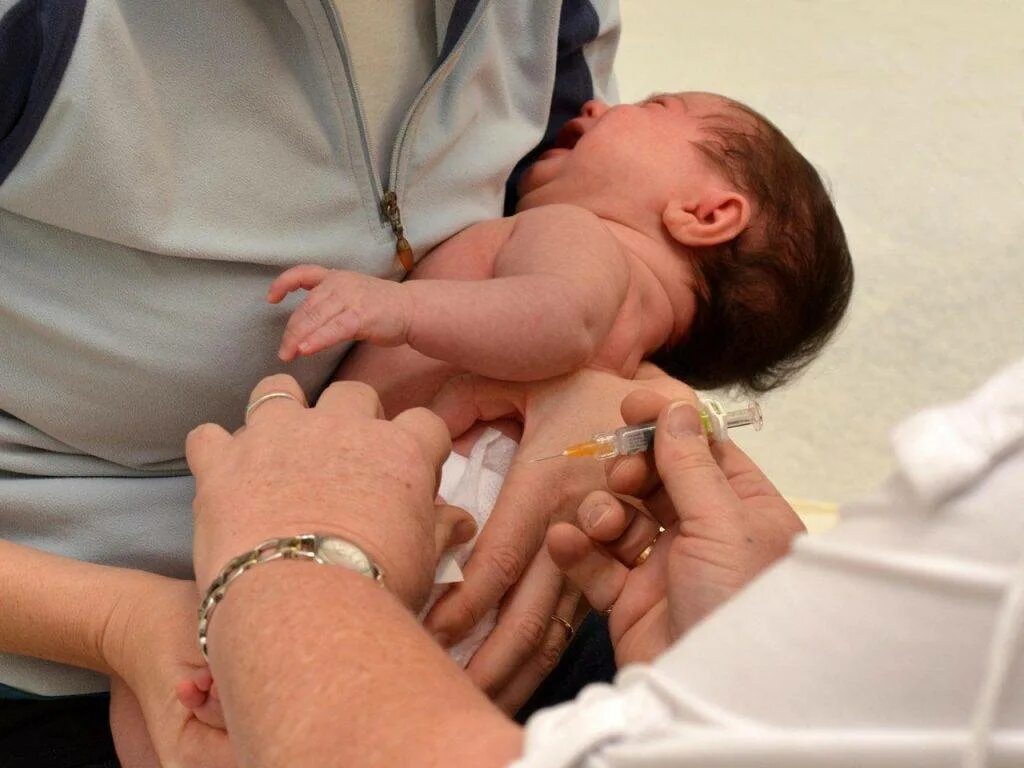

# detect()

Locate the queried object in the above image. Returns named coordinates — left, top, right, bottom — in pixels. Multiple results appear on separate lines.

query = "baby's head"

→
left=518, top=92, right=853, bottom=392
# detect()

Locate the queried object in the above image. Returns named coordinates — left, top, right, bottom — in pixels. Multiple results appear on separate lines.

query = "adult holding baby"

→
left=0, top=1, right=623, bottom=764
left=179, top=367, right=804, bottom=767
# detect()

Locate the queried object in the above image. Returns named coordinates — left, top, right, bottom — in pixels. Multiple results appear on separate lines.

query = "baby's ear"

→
left=662, top=191, right=751, bottom=248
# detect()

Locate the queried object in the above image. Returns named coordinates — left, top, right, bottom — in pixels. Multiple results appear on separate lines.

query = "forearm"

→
left=0, top=539, right=167, bottom=676
left=404, top=275, right=611, bottom=381
left=210, top=561, right=523, bottom=768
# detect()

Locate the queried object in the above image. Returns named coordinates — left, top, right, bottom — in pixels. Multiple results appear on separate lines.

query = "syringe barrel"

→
left=611, top=422, right=657, bottom=457
left=595, top=402, right=762, bottom=459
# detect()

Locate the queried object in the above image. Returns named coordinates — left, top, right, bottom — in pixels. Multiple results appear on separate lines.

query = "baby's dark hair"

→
left=652, top=96, right=853, bottom=393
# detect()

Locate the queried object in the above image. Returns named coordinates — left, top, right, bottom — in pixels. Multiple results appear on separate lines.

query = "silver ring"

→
left=244, top=391, right=299, bottom=424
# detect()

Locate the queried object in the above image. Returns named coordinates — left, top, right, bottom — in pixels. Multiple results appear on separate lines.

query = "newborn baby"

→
left=271, top=92, right=853, bottom=394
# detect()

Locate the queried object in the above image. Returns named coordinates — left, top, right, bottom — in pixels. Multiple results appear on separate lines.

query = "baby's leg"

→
left=109, top=676, right=160, bottom=768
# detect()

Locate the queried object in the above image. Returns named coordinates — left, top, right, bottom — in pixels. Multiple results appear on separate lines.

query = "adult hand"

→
left=548, top=389, right=806, bottom=666
left=187, top=374, right=474, bottom=611
left=424, top=365, right=693, bottom=711
left=102, top=577, right=234, bottom=768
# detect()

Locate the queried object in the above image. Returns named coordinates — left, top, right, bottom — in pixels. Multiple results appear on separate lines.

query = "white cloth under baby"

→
left=421, top=428, right=518, bottom=667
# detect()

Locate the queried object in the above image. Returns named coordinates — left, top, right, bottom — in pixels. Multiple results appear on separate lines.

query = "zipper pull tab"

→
left=380, top=191, right=414, bottom=272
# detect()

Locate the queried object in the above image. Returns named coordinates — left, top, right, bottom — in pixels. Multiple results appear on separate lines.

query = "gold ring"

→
left=550, top=615, right=575, bottom=644
left=632, top=527, right=666, bottom=568
left=244, top=392, right=299, bottom=424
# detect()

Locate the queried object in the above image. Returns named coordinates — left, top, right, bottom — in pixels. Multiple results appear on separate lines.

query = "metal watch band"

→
left=197, top=534, right=384, bottom=660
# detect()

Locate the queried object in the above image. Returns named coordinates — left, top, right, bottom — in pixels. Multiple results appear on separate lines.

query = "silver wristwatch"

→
left=197, top=534, right=385, bottom=660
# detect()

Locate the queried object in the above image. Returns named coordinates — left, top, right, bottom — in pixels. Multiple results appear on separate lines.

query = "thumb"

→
left=434, top=504, right=477, bottom=561
left=654, top=403, right=741, bottom=528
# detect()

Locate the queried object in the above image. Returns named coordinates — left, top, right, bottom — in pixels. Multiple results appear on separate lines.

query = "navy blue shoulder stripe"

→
left=503, top=0, right=600, bottom=215
left=439, top=0, right=482, bottom=62
left=0, top=0, right=87, bottom=185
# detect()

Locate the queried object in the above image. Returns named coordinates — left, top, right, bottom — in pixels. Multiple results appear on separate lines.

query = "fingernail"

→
left=666, top=402, right=702, bottom=438
left=586, top=501, right=612, bottom=530
left=455, top=517, right=478, bottom=541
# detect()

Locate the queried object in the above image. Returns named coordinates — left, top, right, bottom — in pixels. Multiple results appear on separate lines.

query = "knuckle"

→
left=322, top=269, right=349, bottom=286
left=534, top=634, right=565, bottom=675
left=257, top=373, right=297, bottom=392
left=446, top=597, right=485, bottom=636
left=661, top=444, right=719, bottom=473
left=512, top=611, right=549, bottom=652
left=331, top=380, right=376, bottom=401
left=186, top=423, right=215, bottom=443
left=484, top=542, right=525, bottom=590
left=406, top=406, right=446, bottom=433
left=296, top=300, right=326, bottom=326
left=729, top=468, right=778, bottom=498
left=324, top=312, right=354, bottom=336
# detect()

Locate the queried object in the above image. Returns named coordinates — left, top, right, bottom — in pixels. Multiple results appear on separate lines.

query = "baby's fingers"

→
left=267, top=264, right=329, bottom=303
left=278, top=288, right=345, bottom=361
left=292, top=308, right=362, bottom=357
left=546, top=522, right=627, bottom=615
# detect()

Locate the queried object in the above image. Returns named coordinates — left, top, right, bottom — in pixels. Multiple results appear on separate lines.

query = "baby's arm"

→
left=271, top=205, right=630, bottom=381
left=401, top=204, right=631, bottom=381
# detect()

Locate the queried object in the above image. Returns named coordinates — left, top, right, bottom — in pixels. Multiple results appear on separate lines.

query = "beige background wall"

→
left=615, top=0, right=1024, bottom=504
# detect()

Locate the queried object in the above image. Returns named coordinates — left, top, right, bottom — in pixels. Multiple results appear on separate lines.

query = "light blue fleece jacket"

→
left=0, top=0, right=620, bottom=695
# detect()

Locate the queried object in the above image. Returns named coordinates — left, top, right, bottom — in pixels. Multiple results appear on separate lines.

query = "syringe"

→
left=531, top=399, right=763, bottom=462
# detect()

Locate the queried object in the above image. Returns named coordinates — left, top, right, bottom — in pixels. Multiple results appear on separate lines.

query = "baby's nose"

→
left=580, top=100, right=609, bottom=119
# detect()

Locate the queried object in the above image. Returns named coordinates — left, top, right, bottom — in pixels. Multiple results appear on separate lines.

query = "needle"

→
left=525, top=400, right=763, bottom=463
left=531, top=452, right=568, bottom=462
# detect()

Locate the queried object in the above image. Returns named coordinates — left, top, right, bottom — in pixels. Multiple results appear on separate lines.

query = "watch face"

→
left=318, top=537, right=373, bottom=574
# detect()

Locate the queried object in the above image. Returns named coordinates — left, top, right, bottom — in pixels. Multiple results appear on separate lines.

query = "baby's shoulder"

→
left=512, top=203, right=609, bottom=231
left=511, top=204, right=620, bottom=253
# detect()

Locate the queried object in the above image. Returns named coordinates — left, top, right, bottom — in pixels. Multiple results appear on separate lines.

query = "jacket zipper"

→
left=317, top=0, right=493, bottom=272
left=380, top=190, right=413, bottom=271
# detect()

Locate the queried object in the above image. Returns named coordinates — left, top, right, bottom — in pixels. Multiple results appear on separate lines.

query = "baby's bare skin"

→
left=270, top=204, right=673, bottom=381
left=270, top=93, right=753, bottom=386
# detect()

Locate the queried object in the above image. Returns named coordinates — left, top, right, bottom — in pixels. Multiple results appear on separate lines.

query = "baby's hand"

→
left=268, top=265, right=413, bottom=361
left=174, top=666, right=226, bottom=730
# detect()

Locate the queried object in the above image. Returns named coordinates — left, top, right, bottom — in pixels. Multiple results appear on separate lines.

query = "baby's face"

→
left=518, top=92, right=732, bottom=217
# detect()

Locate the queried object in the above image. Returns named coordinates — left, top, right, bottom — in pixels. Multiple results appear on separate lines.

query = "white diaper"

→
left=419, top=428, right=517, bottom=667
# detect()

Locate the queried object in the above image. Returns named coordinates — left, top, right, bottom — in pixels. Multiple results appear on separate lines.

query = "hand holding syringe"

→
left=531, top=399, right=763, bottom=462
